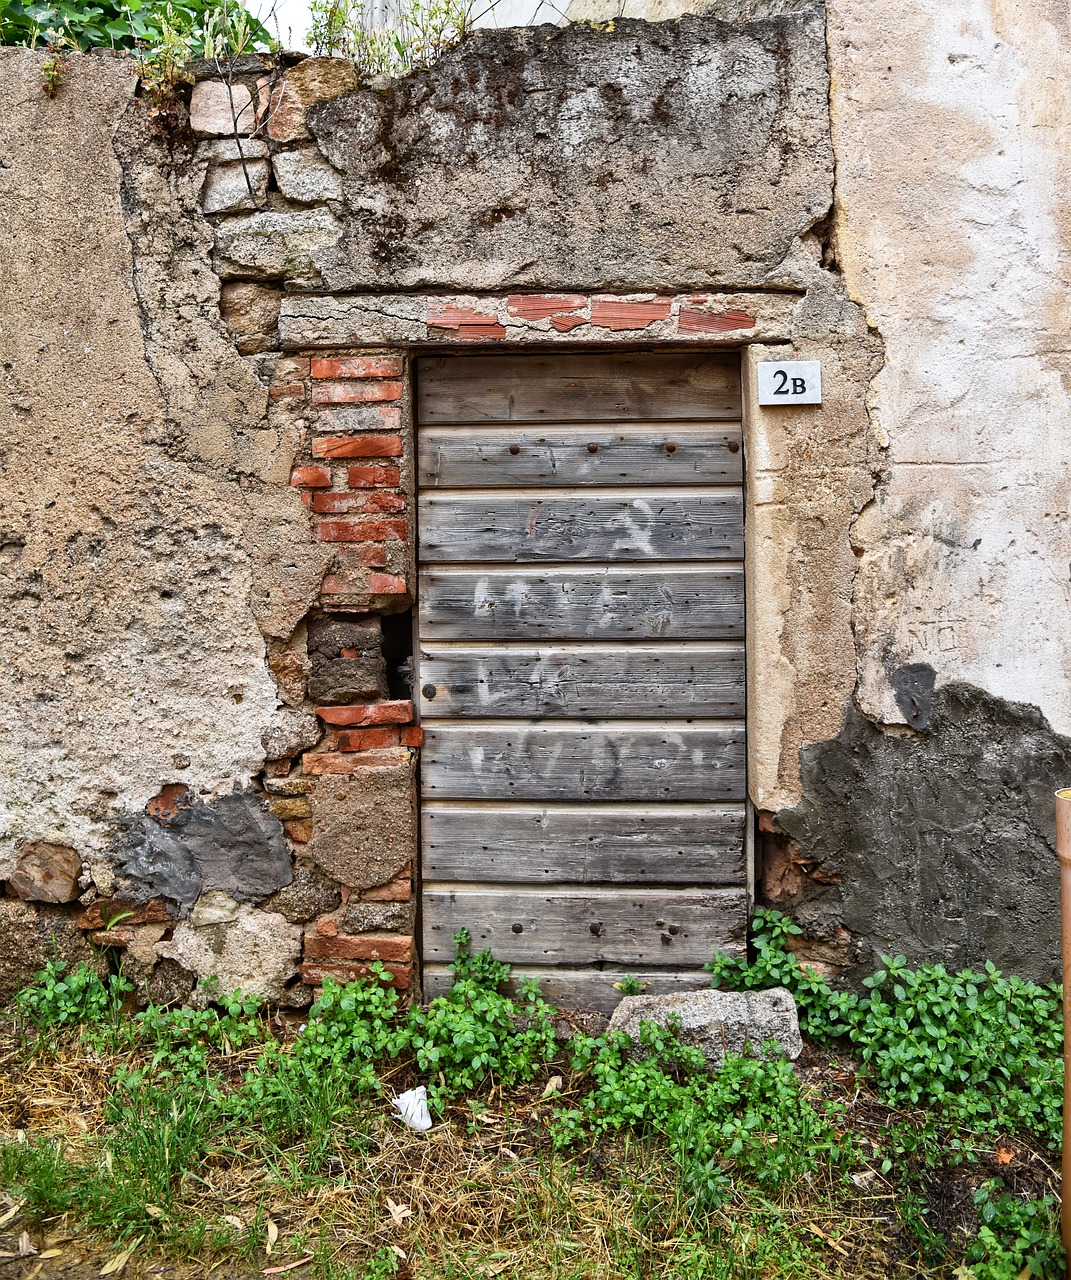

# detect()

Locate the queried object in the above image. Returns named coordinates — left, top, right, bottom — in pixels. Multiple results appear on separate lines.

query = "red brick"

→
left=427, top=304, right=505, bottom=337
left=316, top=405, right=402, bottom=434
left=314, top=914, right=339, bottom=937
left=399, top=726, right=424, bottom=748
left=311, top=356, right=404, bottom=379
left=290, top=465, right=332, bottom=488
left=361, top=868, right=412, bottom=902
left=677, top=307, right=756, bottom=334
left=312, top=491, right=406, bottom=514
left=302, top=749, right=409, bottom=774
left=551, top=315, right=588, bottom=333
left=336, top=727, right=400, bottom=751
left=312, top=380, right=404, bottom=405
left=76, top=896, right=174, bottom=930
left=507, top=293, right=586, bottom=320
left=146, top=783, right=191, bottom=823
left=300, top=491, right=313, bottom=507
left=367, top=572, right=407, bottom=594
left=317, top=700, right=413, bottom=726
left=301, top=961, right=411, bottom=989
left=91, top=928, right=137, bottom=948
left=348, top=465, right=400, bottom=488
left=591, top=297, right=673, bottom=331
left=304, top=932, right=413, bottom=963
left=269, top=382, right=306, bottom=401
left=313, top=435, right=404, bottom=459
left=314, top=518, right=407, bottom=543
left=284, top=818, right=312, bottom=843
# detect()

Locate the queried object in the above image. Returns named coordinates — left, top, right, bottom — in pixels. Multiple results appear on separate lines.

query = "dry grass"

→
left=0, top=1020, right=1059, bottom=1280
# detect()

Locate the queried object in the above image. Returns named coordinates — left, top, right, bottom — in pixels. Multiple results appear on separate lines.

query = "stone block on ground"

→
left=607, top=986, right=802, bottom=1068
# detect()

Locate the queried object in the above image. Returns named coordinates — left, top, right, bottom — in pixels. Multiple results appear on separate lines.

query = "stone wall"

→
left=1, top=0, right=1067, bottom=1000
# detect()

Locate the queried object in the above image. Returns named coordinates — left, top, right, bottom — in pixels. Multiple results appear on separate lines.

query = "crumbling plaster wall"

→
left=0, top=52, right=316, bottom=873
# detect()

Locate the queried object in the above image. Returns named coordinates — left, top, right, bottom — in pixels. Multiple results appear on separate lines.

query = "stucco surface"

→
left=0, top=50, right=311, bottom=877
left=827, top=1, right=1071, bottom=736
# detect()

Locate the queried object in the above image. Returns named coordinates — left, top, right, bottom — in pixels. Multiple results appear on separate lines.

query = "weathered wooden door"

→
left=416, top=352, right=747, bottom=1009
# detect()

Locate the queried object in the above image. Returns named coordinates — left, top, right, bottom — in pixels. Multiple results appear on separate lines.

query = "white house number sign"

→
left=756, top=360, right=822, bottom=406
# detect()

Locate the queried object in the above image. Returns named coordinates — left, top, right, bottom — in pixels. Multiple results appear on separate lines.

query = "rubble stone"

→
left=0, top=900, right=100, bottom=1004
left=8, top=841, right=82, bottom=903
left=213, top=205, right=341, bottom=286
left=268, top=58, right=359, bottom=144
left=305, top=762, right=415, bottom=890
left=263, top=863, right=343, bottom=924
left=189, top=79, right=255, bottom=137
left=202, top=159, right=270, bottom=215
left=219, top=281, right=283, bottom=355
left=273, top=148, right=343, bottom=203
left=155, top=904, right=303, bottom=1005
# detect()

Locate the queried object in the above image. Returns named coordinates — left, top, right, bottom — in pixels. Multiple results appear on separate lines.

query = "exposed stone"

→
left=261, top=708, right=322, bottom=760
left=189, top=889, right=240, bottom=926
left=267, top=629, right=310, bottom=706
left=8, top=841, right=82, bottom=903
left=213, top=205, right=342, bottom=286
left=307, top=615, right=386, bottom=705
left=0, top=900, right=101, bottom=1004
left=189, top=79, right=255, bottom=137
left=304, top=762, right=415, bottom=890
left=272, top=148, right=343, bottom=203
left=154, top=904, right=303, bottom=1005
left=219, top=282, right=283, bottom=355
left=268, top=58, right=360, bottom=144
left=263, top=862, right=343, bottom=924
left=146, top=957, right=197, bottom=1008
left=113, top=791, right=292, bottom=907
left=307, top=15, right=831, bottom=292
left=607, top=987, right=802, bottom=1067
left=340, top=899, right=414, bottom=933
left=199, top=137, right=269, bottom=163
left=202, top=159, right=270, bottom=215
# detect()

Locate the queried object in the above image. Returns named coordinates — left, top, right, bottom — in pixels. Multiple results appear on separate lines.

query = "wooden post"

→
left=1056, top=788, right=1071, bottom=1278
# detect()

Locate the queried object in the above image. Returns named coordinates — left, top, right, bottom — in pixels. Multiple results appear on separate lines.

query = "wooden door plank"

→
left=421, top=965, right=729, bottom=1011
left=418, top=425, right=743, bottom=487
left=418, top=644, right=745, bottom=718
left=422, top=802, right=747, bottom=884
left=422, top=886, right=747, bottom=965
left=418, top=566, right=745, bottom=640
left=416, top=352, right=741, bottom=423
left=419, top=489, right=743, bottom=563
left=421, top=722, right=746, bottom=801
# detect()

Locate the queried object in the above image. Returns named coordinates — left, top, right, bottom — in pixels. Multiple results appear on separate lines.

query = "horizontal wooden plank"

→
left=420, top=722, right=746, bottom=801
left=421, top=966, right=730, bottom=1012
left=417, top=644, right=745, bottom=718
left=418, top=425, right=743, bottom=487
left=419, top=489, right=743, bottom=563
left=422, top=802, right=747, bottom=884
left=416, top=353, right=741, bottom=424
left=418, top=566, right=744, bottom=640
left=422, top=887, right=747, bottom=965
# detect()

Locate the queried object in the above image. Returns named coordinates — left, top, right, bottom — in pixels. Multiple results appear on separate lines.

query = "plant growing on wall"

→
left=0, top=0, right=272, bottom=52
left=306, top=0, right=483, bottom=77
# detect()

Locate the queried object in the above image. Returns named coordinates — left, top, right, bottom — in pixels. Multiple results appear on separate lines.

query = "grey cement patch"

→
left=777, top=684, right=1071, bottom=984
left=113, top=791, right=292, bottom=908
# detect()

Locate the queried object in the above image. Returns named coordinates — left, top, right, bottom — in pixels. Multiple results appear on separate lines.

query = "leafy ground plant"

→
left=0, top=928, right=1065, bottom=1278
